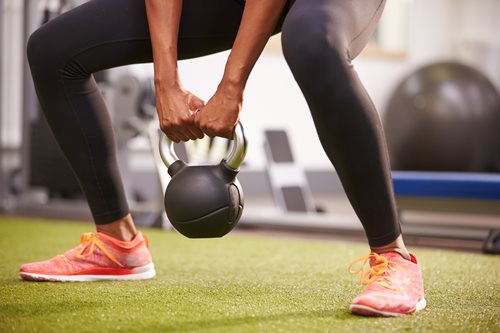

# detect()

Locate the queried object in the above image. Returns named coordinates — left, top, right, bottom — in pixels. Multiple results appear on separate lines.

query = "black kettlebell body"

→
left=164, top=161, right=244, bottom=238
left=159, top=122, right=247, bottom=238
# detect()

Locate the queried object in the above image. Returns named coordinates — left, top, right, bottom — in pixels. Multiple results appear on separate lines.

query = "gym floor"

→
left=1, top=217, right=498, bottom=333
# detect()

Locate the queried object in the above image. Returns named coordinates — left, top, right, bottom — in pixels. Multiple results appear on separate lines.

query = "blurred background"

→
left=1, top=0, right=499, bottom=253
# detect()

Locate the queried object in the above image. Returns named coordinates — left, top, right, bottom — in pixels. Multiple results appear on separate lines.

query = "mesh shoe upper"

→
left=20, top=232, right=152, bottom=276
left=348, top=251, right=425, bottom=315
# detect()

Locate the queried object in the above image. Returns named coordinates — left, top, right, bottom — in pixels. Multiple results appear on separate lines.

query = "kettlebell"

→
left=159, top=122, right=247, bottom=238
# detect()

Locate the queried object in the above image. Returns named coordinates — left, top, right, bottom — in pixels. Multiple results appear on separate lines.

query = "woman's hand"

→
left=195, top=82, right=243, bottom=139
left=146, top=0, right=202, bottom=142
left=156, top=82, right=205, bottom=142
left=194, top=0, right=287, bottom=138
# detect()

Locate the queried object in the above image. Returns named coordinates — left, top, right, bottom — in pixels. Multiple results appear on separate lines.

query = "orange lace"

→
left=348, top=252, right=399, bottom=290
left=73, top=233, right=124, bottom=267
left=58, top=254, right=70, bottom=263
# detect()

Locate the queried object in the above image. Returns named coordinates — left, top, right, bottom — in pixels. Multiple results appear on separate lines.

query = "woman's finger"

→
left=188, top=94, right=205, bottom=111
left=183, top=125, right=202, bottom=140
left=175, top=131, right=191, bottom=142
left=166, top=133, right=181, bottom=143
left=187, top=125, right=204, bottom=139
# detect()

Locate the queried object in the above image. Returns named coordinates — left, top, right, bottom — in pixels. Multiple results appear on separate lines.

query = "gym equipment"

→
left=0, top=0, right=5, bottom=212
left=392, top=171, right=500, bottom=201
left=240, top=127, right=361, bottom=233
left=14, top=0, right=166, bottom=223
left=384, top=62, right=500, bottom=172
left=385, top=63, right=500, bottom=253
left=392, top=171, right=500, bottom=254
left=264, top=129, right=317, bottom=213
left=483, top=230, right=500, bottom=255
left=159, top=122, right=247, bottom=238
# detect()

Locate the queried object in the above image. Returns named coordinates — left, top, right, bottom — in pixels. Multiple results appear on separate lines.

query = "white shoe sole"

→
left=350, top=297, right=427, bottom=317
left=20, top=262, right=156, bottom=282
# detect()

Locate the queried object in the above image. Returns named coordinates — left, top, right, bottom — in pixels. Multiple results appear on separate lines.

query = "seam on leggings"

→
left=58, top=41, right=158, bottom=217
left=60, top=79, right=111, bottom=216
left=354, top=68, right=402, bottom=241
left=346, top=0, right=385, bottom=61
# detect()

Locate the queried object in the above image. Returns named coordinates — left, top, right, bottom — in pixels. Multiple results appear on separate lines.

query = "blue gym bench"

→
left=391, top=171, right=500, bottom=253
left=392, top=171, right=500, bottom=201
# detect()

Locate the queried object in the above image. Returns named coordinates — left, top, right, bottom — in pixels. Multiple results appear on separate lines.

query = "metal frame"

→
left=0, top=0, right=5, bottom=211
left=20, top=0, right=40, bottom=196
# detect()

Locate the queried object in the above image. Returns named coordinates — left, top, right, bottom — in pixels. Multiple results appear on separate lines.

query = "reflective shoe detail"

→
left=20, top=232, right=155, bottom=282
left=348, top=252, right=426, bottom=316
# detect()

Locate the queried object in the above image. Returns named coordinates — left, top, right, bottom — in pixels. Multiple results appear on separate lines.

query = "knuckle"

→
left=159, top=123, right=169, bottom=132
left=169, top=119, right=181, bottom=127
left=213, top=125, right=226, bottom=135
left=204, top=130, right=216, bottom=138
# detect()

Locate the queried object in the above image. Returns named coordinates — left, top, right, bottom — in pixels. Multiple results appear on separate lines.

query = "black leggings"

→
left=27, top=0, right=399, bottom=247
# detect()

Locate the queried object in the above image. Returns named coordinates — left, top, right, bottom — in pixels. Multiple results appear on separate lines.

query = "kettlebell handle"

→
left=159, top=122, right=247, bottom=171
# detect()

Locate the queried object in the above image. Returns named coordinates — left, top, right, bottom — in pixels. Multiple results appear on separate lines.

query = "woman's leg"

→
left=21, top=0, right=252, bottom=282
left=27, top=0, right=246, bottom=239
left=281, top=0, right=425, bottom=317
left=281, top=0, right=406, bottom=252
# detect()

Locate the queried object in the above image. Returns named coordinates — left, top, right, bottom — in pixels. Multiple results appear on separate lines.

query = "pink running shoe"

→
left=348, top=252, right=426, bottom=316
left=20, top=232, right=155, bottom=282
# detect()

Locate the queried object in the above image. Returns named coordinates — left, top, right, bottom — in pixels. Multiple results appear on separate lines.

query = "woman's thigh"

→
left=284, top=0, right=385, bottom=59
left=30, top=0, right=246, bottom=73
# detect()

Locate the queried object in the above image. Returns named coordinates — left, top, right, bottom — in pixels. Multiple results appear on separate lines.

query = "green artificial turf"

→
left=0, top=217, right=499, bottom=333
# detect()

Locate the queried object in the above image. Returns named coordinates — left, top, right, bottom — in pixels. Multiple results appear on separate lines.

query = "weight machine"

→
left=0, top=0, right=5, bottom=212
left=4, top=0, right=169, bottom=226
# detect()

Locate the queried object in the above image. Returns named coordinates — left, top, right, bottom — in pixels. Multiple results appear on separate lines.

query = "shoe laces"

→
left=348, top=252, right=400, bottom=291
left=66, top=232, right=124, bottom=267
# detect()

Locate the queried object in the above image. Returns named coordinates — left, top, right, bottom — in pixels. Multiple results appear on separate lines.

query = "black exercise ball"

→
left=384, top=62, right=500, bottom=172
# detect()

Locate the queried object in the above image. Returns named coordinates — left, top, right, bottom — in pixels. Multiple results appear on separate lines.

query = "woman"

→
left=21, top=0, right=425, bottom=316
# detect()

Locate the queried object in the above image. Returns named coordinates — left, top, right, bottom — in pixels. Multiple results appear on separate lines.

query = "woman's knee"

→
left=281, top=7, right=349, bottom=75
left=27, top=25, right=57, bottom=76
left=27, top=21, right=76, bottom=79
left=27, top=26, right=47, bottom=64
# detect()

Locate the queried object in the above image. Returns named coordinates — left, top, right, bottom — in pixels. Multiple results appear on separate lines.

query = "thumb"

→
left=193, top=108, right=201, bottom=126
left=188, top=94, right=205, bottom=111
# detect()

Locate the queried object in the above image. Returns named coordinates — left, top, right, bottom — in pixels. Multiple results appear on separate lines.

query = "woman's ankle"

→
left=95, top=214, right=138, bottom=242
left=370, top=235, right=411, bottom=260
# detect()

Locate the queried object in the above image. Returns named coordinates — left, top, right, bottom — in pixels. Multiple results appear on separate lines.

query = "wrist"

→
left=218, top=77, right=244, bottom=100
left=153, top=54, right=181, bottom=88
left=154, top=70, right=182, bottom=91
left=221, top=60, right=249, bottom=92
left=221, top=72, right=245, bottom=87
left=155, top=78, right=182, bottom=92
